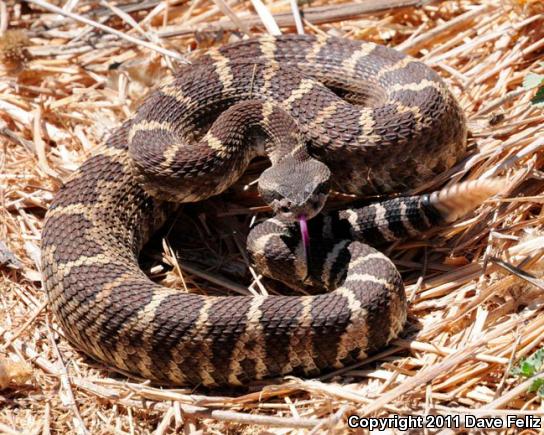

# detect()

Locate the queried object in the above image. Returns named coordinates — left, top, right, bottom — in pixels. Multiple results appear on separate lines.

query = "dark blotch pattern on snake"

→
left=41, top=35, right=501, bottom=387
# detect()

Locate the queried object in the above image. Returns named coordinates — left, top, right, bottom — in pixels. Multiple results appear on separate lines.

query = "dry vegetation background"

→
left=1, top=0, right=544, bottom=433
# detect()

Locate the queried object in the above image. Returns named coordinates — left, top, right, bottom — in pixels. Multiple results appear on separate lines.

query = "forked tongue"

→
left=299, top=215, right=310, bottom=274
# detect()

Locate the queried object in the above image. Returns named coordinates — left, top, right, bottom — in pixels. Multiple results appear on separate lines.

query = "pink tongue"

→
left=299, top=215, right=309, bottom=267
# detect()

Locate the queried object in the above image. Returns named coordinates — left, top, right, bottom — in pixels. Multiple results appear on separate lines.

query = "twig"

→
left=45, top=320, right=89, bottom=435
left=159, top=0, right=445, bottom=37
left=360, top=315, right=530, bottom=416
left=0, top=423, right=22, bottom=435
left=251, top=0, right=281, bottom=35
left=289, top=0, right=304, bottom=35
left=25, top=0, right=188, bottom=63
left=1, top=300, right=48, bottom=350
left=481, top=372, right=544, bottom=410
left=178, top=261, right=251, bottom=295
left=211, top=0, right=250, bottom=35
left=397, top=4, right=490, bottom=52
left=489, top=256, right=544, bottom=291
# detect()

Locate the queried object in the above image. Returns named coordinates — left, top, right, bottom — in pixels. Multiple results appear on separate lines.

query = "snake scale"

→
left=41, top=35, right=501, bottom=387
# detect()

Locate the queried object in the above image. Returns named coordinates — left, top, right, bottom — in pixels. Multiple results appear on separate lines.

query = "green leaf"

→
left=523, top=73, right=544, bottom=90
left=522, top=360, right=537, bottom=377
left=511, top=348, right=544, bottom=377
left=529, top=378, right=544, bottom=393
left=512, top=349, right=544, bottom=398
left=532, top=349, right=544, bottom=366
left=532, top=86, right=544, bottom=107
left=511, top=361, right=529, bottom=377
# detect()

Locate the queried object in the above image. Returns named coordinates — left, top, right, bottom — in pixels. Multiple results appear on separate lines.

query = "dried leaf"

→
left=0, top=358, right=32, bottom=390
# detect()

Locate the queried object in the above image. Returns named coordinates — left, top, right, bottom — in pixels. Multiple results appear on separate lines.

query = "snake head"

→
left=258, top=157, right=331, bottom=221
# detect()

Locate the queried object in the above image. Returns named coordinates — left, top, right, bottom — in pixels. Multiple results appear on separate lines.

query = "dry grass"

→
left=1, top=0, right=544, bottom=433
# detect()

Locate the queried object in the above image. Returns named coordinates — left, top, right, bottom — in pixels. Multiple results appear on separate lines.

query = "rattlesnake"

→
left=41, top=35, right=500, bottom=387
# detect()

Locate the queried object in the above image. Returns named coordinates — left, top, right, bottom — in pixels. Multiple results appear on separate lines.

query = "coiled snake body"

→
left=42, top=35, right=496, bottom=386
